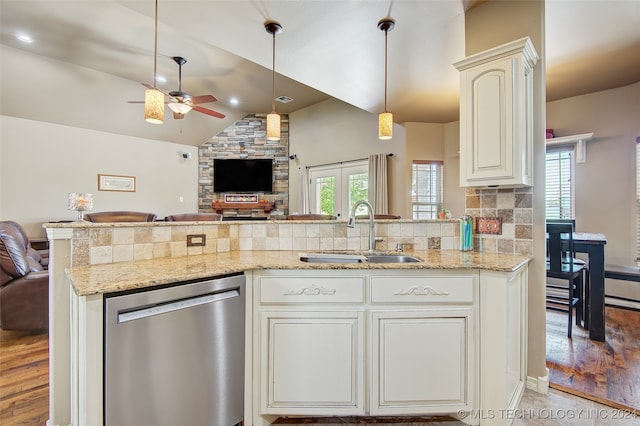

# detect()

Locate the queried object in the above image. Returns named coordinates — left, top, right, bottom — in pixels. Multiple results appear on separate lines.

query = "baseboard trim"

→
left=526, top=368, right=549, bottom=394
left=605, top=296, right=640, bottom=311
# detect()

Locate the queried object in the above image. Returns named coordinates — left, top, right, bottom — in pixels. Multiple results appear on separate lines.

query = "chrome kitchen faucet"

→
left=347, top=199, right=377, bottom=252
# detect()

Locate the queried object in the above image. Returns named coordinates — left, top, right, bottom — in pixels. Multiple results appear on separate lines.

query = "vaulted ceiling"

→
left=1, top=1, right=638, bottom=146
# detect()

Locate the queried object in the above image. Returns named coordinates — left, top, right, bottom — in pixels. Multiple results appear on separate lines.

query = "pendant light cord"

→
left=271, top=31, right=276, bottom=113
left=153, top=0, right=158, bottom=89
left=383, top=27, right=388, bottom=113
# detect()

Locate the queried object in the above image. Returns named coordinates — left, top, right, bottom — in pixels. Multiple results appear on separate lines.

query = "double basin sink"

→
left=299, top=252, right=420, bottom=264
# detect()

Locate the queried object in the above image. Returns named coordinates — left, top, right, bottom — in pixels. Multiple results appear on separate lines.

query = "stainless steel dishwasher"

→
left=104, top=273, right=245, bottom=426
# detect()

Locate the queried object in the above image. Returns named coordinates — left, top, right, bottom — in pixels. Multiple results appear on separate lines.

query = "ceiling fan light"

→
left=378, top=112, right=393, bottom=140
left=168, top=102, right=192, bottom=114
left=267, top=112, right=281, bottom=141
left=144, top=88, right=164, bottom=124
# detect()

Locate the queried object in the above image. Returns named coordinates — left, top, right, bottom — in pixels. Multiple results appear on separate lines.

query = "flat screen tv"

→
left=213, top=158, right=273, bottom=193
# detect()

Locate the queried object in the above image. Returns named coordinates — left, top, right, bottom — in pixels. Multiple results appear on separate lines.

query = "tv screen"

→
left=213, top=158, right=273, bottom=193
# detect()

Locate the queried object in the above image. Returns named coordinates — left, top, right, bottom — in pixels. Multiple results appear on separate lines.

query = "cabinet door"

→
left=457, top=37, right=537, bottom=188
left=370, top=309, right=474, bottom=415
left=260, top=310, right=365, bottom=416
left=461, top=56, right=516, bottom=185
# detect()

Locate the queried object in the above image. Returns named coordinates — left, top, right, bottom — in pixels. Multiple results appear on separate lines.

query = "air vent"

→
left=275, top=95, right=293, bottom=104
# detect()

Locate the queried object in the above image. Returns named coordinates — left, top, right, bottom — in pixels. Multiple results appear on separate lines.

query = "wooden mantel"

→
left=211, top=200, right=274, bottom=214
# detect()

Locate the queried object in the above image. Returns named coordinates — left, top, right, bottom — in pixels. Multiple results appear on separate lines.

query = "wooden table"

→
left=571, top=232, right=607, bottom=341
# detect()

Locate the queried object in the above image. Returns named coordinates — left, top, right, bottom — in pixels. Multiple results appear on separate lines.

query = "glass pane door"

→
left=308, top=161, right=368, bottom=218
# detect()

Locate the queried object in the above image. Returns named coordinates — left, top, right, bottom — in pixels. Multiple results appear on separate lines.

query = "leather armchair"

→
left=83, top=211, right=157, bottom=222
left=0, top=221, right=49, bottom=330
left=165, top=213, right=223, bottom=221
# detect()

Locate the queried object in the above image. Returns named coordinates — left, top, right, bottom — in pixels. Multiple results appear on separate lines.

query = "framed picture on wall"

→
left=98, top=174, right=136, bottom=192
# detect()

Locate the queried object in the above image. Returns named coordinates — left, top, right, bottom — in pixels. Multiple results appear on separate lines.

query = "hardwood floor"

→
left=0, top=329, right=48, bottom=426
left=546, top=306, right=640, bottom=411
left=2, top=309, right=639, bottom=425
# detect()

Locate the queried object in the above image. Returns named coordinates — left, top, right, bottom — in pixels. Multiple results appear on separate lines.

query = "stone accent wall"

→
left=465, top=187, right=533, bottom=256
left=198, top=113, right=290, bottom=217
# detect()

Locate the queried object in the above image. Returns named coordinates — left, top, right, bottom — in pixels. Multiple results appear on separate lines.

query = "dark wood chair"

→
left=546, top=219, right=589, bottom=326
left=83, top=211, right=157, bottom=222
left=285, top=214, right=336, bottom=220
left=165, top=213, right=222, bottom=222
left=355, top=214, right=401, bottom=220
left=546, top=222, right=586, bottom=338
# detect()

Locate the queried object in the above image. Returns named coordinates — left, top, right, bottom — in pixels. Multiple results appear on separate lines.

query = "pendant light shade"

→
left=145, top=88, right=164, bottom=124
left=267, top=112, right=280, bottom=140
left=378, top=112, right=393, bottom=140
left=378, top=18, right=395, bottom=140
left=265, top=21, right=283, bottom=141
left=144, top=0, right=163, bottom=124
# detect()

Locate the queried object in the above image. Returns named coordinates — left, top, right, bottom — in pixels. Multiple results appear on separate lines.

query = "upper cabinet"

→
left=454, top=37, right=539, bottom=188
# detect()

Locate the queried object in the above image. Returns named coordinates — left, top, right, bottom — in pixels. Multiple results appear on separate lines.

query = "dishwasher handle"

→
left=117, top=288, right=240, bottom=323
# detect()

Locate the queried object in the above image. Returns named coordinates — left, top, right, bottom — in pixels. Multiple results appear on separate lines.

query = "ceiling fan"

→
left=129, top=56, right=225, bottom=120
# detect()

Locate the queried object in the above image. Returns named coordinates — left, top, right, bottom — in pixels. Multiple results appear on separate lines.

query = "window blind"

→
left=546, top=148, right=574, bottom=219
left=411, top=161, right=443, bottom=219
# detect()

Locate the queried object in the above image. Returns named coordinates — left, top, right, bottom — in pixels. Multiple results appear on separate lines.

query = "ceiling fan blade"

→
left=191, top=94, right=217, bottom=104
left=192, top=105, right=226, bottom=119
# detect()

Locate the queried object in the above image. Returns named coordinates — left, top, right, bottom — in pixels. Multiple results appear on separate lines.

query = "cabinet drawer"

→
left=370, top=275, right=474, bottom=304
left=259, top=276, right=365, bottom=304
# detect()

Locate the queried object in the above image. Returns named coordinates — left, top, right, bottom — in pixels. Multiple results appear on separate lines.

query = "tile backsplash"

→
left=465, top=187, right=533, bottom=256
left=68, top=220, right=459, bottom=267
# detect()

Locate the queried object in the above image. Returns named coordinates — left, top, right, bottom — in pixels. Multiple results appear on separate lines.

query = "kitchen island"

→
left=65, top=250, right=529, bottom=426
left=45, top=221, right=530, bottom=426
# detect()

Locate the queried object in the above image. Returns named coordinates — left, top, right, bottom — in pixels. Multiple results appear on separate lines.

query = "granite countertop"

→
left=66, top=250, right=531, bottom=296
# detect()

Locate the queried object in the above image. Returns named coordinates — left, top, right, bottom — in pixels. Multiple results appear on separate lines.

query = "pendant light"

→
left=378, top=18, right=395, bottom=140
left=265, top=21, right=283, bottom=141
left=144, top=0, right=164, bottom=124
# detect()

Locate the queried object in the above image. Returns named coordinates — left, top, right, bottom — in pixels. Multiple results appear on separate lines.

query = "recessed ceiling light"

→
left=229, top=97, right=239, bottom=106
left=16, top=32, right=33, bottom=43
left=156, top=75, right=167, bottom=83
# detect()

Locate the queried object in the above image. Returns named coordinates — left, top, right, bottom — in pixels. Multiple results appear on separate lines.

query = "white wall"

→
left=0, top=116, right=199, bottom=237
left=547, top=82, right=640, bottom=265
left=288, top=98, right=408, bottom=217
left=404, top=122, right=465, bottom=218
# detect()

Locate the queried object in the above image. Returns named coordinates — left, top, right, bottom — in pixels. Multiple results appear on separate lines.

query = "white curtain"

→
left=368, top=154, right=388, bottom=214
left=299, top=166, right=310, bottom=214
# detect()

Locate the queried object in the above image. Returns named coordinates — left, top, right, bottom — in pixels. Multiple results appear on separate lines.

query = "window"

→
left=411, top=161, right=443, bottom=219
left=308, top=161, right=368, bottom=218
left=546, top=148, right=575, bottom=219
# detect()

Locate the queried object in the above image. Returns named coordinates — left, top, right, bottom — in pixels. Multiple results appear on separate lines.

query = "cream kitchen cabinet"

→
left=369, top=274, right=476, bottom=415
left=454, top=37, right=539, bottom=187
left=254, top=272, right=367, bottom=417
left=252, top=269, right=484, bottom=424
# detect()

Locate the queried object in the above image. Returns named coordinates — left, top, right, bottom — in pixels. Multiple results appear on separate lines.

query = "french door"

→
left=308, top=161, right=368, bottom=219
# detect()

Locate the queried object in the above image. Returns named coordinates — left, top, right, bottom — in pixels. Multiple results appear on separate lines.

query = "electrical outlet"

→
left=476, top=217, right=503, bottom=235
left=186, top=234, right=206, bottom=247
